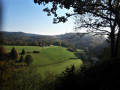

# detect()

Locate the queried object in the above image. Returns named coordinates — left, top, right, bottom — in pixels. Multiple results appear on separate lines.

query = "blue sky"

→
left=2, top=0, right=75, bottom=35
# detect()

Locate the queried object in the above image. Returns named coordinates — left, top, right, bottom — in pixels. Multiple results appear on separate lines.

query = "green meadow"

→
left=3, top=45, right=83, bottom=75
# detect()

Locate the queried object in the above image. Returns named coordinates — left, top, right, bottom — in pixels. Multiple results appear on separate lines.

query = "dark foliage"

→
left=21, top=49, right=25, bottom=55
left=10, top=47, right=19, bottom=61
left=19, top=55, right=24, bottom=63
left=27, top=51, right=31, bottom=53
left=55, top=65, right=77, bottom=90
left=67, top=47, right=76, bottom=52
left=55, top=59, right=120, bottom=90
left=75, top=52, right=88, bottom=61
left=0, top=61, right=42, bottom=90
left=0, top=47, right=6, bottom=55
left=33, top=51, right=40, bottom=53
left=0, top=47, right=6, bottom=61
left=25, top=55, right=33, bottom=66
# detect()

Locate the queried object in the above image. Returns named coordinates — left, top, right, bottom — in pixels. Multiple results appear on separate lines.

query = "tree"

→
left=0, top=47, right=6, bottom=61
left=19, top=55, right=24, bottom=63
left=74, top=12, right=117, bottom=58
left=67, top=47, right=76, bottom=52
left=21, top=49, right=25, bottom=55
left=0, top=47, right=6, bottom=55
left=10, top=47, right=19, bottom=62
left=25, top=55, right=33, bottom=66
left=34, top=0, right=120, bottom=58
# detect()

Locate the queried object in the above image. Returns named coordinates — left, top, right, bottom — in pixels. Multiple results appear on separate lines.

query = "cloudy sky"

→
left=2, top=0, right=75, bottom=35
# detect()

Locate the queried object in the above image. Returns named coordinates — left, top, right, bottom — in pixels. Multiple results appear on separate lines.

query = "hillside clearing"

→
left=3, top=45, right=83, bottom=75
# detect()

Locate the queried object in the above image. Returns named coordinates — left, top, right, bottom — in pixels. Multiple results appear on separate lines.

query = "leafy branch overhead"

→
left=33, top=0, right=118, bottom=41
left=34, top=0, right=76, bottom=23
left=34, top=0, right=118, bottom=23
left=34, top=0, right=120, bottom=57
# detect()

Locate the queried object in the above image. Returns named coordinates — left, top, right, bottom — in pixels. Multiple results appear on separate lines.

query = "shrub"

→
left=55, top=65, right=77, bottom=90
left=67, top=47, right=77, bottom=52
left=33, top=51, right=40, bottom=53
left=25, top=55, right=33, bottom=66
left=27, top=51, right=31, bottom=53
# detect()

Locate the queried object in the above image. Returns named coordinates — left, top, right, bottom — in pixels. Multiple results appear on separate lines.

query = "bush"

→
left=55, top=59, right=120, bottom=90
left=67, top=47, right=77, bottom=52
left=25, top=55, right=33, bottom=66
left=33, top=51, right=40, bottom=53
left=27, top=51, right=31, bottom=53
left=55, top=65, right=77, bottom=90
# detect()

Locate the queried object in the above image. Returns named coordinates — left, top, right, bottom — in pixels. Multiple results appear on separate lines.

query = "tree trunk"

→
left=115, top=25, right=120, bottom=57
left=110, top=19, right=117, bottom=58
left=110, top=32, right=115, bottom=58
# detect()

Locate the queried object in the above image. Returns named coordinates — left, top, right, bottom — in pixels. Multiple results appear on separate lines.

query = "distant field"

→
left=3, top=45, right=42, bottom=52
left=3, top=45, right=83, bottom=75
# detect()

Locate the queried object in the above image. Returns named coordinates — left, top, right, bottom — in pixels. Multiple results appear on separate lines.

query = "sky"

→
left=2, top=0, right=75, bottom=35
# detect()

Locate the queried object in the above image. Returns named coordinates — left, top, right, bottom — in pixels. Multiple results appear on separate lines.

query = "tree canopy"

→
left=10, top=47, right=19, bottom=61
left=21, top=49, right=25, bottom=55
left=0, top=47, right=6, bottom=55
left=34, top=0, right=120, bottom=57
left=19, top=55, right=24, bottom=63
left=25, top=55, right=33, bottom=66
left=34, top=0, right=119, bottom=23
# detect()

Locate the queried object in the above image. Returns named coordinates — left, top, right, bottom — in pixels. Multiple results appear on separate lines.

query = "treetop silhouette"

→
left=34, top=0, right=120, bottom=58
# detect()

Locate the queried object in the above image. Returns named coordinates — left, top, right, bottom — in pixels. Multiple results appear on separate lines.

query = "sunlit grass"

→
left=3, top=45, right=83, bottom=76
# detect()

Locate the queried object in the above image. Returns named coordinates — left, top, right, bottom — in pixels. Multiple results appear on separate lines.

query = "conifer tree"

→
left=21, top=49, right=25, bottom=55
left=19, top=55, right=24, bottom=63
left=10, top=47, right=19, bottom=62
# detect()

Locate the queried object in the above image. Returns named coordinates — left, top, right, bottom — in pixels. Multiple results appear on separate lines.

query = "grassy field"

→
left=3, top=45, right=83, bottom=75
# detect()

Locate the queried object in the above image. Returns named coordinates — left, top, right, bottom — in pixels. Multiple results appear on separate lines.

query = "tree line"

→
left=0, top=47, right=33, bottom=66
left=0, top=32, right=75, bottom=48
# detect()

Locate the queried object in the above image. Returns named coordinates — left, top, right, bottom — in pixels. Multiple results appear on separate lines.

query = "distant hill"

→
left=57, top=33, right=108, bottom=51
left=0, top=31, right=108, bottom=52
left=0, top=31, right=61, bottom=46
left=1, top=31, right=56, bottom=39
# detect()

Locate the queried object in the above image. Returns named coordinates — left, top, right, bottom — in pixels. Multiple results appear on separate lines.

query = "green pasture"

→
left=3, top=45, right=83, bottom=75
